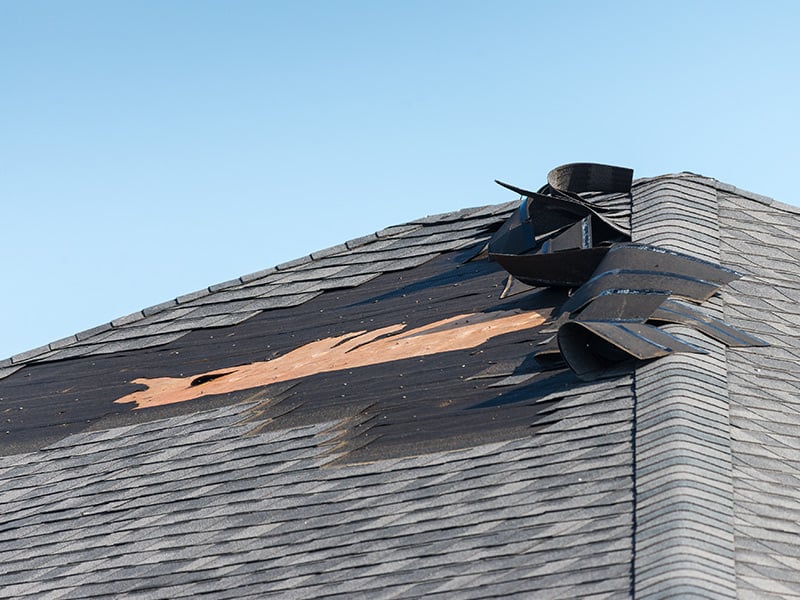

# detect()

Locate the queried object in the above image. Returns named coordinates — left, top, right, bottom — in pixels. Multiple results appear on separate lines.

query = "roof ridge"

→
left=630, top=177, right=737, bottom=596
left=1, top=202, right=515, bottom=372
left=713, top=180, right=800, bottom=215
left=633, top=172, right=800, bottom=215
left=7, top=172, right=791, bottom=372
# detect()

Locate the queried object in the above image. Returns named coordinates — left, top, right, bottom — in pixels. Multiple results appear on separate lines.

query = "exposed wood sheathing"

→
left=117, top=311, right=546, bottom=409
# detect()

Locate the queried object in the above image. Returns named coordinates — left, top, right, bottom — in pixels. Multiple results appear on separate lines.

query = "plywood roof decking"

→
left=1, top=170, right=798, bottom=599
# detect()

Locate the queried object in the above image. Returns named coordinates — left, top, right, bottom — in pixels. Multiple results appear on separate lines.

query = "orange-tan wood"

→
left=116, top=310, right=546, bottom=409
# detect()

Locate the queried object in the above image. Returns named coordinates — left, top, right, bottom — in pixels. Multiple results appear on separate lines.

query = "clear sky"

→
left=2, top=0, right=799, bottom=360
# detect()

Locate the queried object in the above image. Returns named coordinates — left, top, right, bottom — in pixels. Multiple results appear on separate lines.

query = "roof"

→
left=1, top=166, right=799, bottom=599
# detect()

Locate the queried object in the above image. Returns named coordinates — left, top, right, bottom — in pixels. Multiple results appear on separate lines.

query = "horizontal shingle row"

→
left=0, top=365, right=634, bottom=599
left=2, top=203, right=513, bottom=374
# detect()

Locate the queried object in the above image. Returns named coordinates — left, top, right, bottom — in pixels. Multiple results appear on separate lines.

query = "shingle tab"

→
left=142, top=299, right=179, bottom=317
left=74, top=322, right=114, bottom=342
left=208, top=278, right=244, bottom=293
left=48, top=335, right=78, bottom=350
left=110, top=310, right=146, bottom=328
left=239, top=266, right=277, bottom=284
left=309, top=243, right=349, bottom=260
left=275, top=255, right=313, bottom=271
left=10, top=344, right=51, bottom=364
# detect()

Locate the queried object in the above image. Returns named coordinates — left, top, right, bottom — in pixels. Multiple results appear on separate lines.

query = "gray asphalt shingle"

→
left=0, top=169, right=798, bottom=598
left=718, top=185, right=800, bottom=599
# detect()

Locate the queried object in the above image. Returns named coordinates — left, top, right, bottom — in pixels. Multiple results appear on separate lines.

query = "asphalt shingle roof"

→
left=0, top=166, right=798, bottom=598
left=718, top=185, right=800, bottom=598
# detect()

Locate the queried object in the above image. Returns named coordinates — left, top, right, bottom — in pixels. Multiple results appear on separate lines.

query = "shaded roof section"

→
left=1, top=168, right=799, bottom=598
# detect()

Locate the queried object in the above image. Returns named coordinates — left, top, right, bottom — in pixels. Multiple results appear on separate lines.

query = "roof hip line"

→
left=631, top=176, right=737, bottom=598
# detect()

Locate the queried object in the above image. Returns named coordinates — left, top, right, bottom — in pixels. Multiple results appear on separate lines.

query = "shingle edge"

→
left=1, top=202, right=511, bottom=374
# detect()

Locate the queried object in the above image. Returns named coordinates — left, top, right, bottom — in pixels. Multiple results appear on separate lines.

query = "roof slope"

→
left=0, top=168, right=798, bottom=599
left=718, top=186, right=800, bottom=597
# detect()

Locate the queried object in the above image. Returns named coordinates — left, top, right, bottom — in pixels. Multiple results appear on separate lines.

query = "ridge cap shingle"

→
left=3, top=202, right=512, bottom=370
left=713, top=180, right=800, bottom=215
left=634, top=172, right=800, bottom=216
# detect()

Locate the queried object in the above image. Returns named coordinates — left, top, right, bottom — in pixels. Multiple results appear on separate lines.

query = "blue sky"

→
left=2, top=0, right=799, bottom=360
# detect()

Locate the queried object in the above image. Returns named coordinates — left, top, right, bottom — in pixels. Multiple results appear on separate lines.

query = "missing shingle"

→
left=115, top=311, right=547, bottom=410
